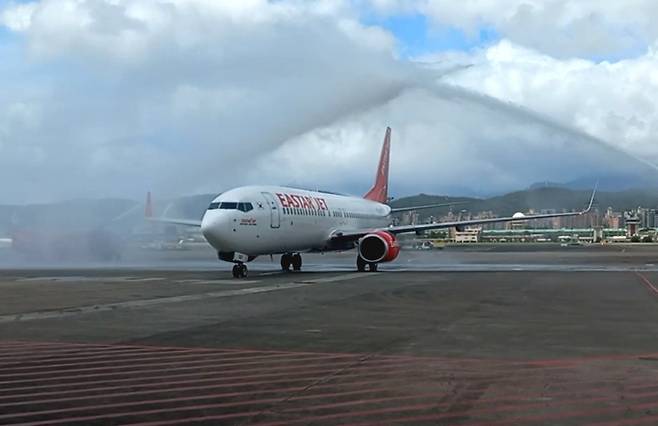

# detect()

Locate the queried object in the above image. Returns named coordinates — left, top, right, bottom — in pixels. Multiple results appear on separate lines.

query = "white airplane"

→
left=151, top=128, right=596, bottom=278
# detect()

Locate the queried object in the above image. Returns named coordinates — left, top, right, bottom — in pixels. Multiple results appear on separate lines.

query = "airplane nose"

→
left=201, top=212, right=230, bottom=250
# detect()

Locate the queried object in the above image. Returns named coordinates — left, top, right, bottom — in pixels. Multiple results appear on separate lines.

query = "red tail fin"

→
left=363, top=127, right=391, bottom=203
left=145, top=191, right=153, bottom=218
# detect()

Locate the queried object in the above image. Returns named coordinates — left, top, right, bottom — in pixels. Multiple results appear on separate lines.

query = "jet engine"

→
left=358, top=231, right=400, bottom=263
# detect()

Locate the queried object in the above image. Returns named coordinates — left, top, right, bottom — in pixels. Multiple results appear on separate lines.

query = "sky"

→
left=2, top=0, right=658, bottom=203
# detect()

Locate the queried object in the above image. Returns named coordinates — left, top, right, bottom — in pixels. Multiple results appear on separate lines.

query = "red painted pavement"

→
left=0, top=340, right=657, bottom=425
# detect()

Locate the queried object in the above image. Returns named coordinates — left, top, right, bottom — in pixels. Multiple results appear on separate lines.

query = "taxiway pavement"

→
left=2, top=247, right=658, bottom=424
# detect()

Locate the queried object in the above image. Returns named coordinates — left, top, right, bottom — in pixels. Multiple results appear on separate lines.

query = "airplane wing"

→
left=144, top=192, right=202, bottom=227
left=389, top=201, right=469, bottom=214
left=332, top=187, right=597, bottom=242
left=147, top=217, right=202, bottom=227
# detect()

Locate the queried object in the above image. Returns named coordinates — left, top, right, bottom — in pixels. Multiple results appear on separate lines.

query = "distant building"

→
left=593, top=226, right=604, bottom=242
left=419, top=203, right=653, bottom=238
left=454, top=228, right=481, bottom=243
left=400, top=211, right=417, bottom=226
left=607, top=212, right=621, bottom=229
left=480, top=228, right=624, bottom=243
left=625, top=212, right=640, bottom=237
left=640, top=208, right=657, bottom=229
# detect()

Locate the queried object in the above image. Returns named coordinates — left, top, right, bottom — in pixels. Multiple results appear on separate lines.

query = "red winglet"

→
left=363, top=127, right=391, bottom=203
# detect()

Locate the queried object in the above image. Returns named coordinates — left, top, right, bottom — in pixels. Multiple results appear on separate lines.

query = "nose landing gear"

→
left=232, top=263, right=248, bottom=278
left=281, top=253, right=302, bottom=271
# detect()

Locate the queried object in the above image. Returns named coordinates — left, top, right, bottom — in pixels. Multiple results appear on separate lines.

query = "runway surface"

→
left=2, top=246, right=658, bottom=424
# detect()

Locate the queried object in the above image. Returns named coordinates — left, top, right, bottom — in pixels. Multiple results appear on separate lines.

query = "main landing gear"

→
left=281, top=253, right=302, bottom=271
left=356, top=256, right=378, bottom=272
left=232, top=263, right=248, bottom=278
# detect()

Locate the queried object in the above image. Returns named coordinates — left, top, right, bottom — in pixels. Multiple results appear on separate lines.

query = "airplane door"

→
left=261, top=192, right=280, bottom=229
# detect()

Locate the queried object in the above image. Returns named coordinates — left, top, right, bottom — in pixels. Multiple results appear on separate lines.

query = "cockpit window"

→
left=208, top=201, right=253, bottom=211
left=238, top=202, right=253, bottom=212
left=219, top=202, right=238, bottom=210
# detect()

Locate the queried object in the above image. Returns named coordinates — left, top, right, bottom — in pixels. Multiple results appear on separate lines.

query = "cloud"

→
left=0, top=0, right=414, bottom=203
left=259, top=36, right=658, bottom=197
left=434, top=40, right=658, bottom=160
left=254, top=85, right=649, bottom=197
left=1, top=0, right=657, bottom=204
left=0, top=2, right=37, bottom=32
left=364, top=0, right=658, bottom=59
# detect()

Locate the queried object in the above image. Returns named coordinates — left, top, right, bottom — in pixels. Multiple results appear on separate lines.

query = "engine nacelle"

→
left=358, top=231, right=400, bottom=263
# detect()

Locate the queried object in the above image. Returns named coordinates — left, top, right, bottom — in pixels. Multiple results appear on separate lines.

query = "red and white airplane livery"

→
left=154, top=128, right=595, bottom=278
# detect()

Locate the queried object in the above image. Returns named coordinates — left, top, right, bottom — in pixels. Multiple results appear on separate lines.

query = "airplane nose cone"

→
left=201, top=212, right=230, bottom=250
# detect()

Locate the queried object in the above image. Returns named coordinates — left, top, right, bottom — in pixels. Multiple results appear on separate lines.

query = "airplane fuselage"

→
left=200, top=185, right=391, bottom=257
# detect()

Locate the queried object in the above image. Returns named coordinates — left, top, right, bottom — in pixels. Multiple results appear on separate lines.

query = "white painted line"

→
left=16, top=276, right=165, bottom=283
left=258, top=271, right=285, bottom=276
left=125, top=278, right=164, bottom=282
left=176, top=279, right=260, bottom=285
left=295, top=272, right=379, bottom=284
left=2, top=272, right=378, bottom=323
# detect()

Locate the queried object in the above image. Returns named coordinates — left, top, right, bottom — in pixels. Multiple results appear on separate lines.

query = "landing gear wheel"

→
left=292, top=254, right=302, bottom=271
left=368, top=262, right=378, bottom=272
left=232, top=263, right=248, bottom=278
left=356, top=256, right=367, bottom=272
left=281, top=254, right=292, bottom=271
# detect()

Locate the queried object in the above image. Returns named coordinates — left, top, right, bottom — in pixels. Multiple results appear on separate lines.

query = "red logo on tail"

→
left=363, top=127, right=391, bottom=203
